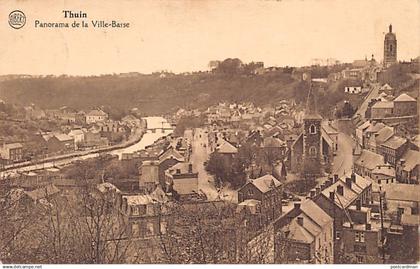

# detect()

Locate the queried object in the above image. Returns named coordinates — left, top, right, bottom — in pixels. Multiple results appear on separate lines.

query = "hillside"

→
left=0, top=71, right=303, bottom=115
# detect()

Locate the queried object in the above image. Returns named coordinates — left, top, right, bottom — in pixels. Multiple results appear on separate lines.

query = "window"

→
left=147, top=222, right=154, bottom=236
left=309, top=146, right=317, bottom=156
left=356, top=255, right=364, bottom=263
left=309, top=124, right=316, bottom=134
left=355, top=231, right=365, bottom=242
left=360, top=232, right=365, bottom=242
left=132, top=206, right=139, bottom=216
left=160, top=221, right=167, bottom=235
left=335, top=231, right=341, bottom=240
left=132, top=223, right=140, bottom=237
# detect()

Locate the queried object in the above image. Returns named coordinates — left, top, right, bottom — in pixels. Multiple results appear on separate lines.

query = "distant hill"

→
left=0, top=71, right=304, bottom=115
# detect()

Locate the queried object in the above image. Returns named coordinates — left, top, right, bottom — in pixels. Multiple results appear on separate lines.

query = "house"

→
left=117, top=187, right=170, bottom=239
left=381, top=184, right=420, bottom=263
left=83, top=129, right=108, bottom=148
left=345, top=86, right=362, bottom=94
left=362, top=122, right=386, bottom=149
left=47, top=134, right=75, bottom=154
left=341, top=208, right=386, bottom=264
left=273, top=200, right=334, bottom=264
left=393, top=93, right=417, bottom=117
left=238, top=174, right=282, bottom=223
left=396, top=149, right=420, bottom=184
left=260, top=137, right=287, bottom=163
left=354, top=149, right=386, bottom=178
left=322, top=121, right=339, bottom=153
left=85, top=109, right=108, bottom=124
left=378, top=83, right=394, bottom=95
left=371, top=164, right=396, bottom=185
left=165, top=162, right=199, bottom=200
left=312, top=173, right=373, bottom=262
left=377, top=136, right=408, bottom=166
left=366, top=125, right=394, bottom=153
left=371, top=101, right=394, bottom=119
left=356, top=121, right=372, bottom=146
left=0, top=142, right=23, bottom=162
left=68, top=129, right=85, bottom=149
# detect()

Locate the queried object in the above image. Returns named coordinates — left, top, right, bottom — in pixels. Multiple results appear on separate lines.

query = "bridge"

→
left=146, top=120, right=173, bottom=133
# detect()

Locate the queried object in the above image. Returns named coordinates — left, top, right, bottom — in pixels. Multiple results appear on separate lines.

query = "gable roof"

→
left=216, top=140, right=238, bottom=154
left=401, top=150, right=420, bottom=172
left=355, top=149, right=385, bottom=170
left=285, top=218, right=315, bottom=244
left=300, top=199, right=332, bottom=227
left=54, top=133, right=73, bottom=142
left=372, top=101, right=394, bottom=109
left=87, top=109, right=107, bottom=117
left=249, top=174, right=282, bottom=194
left=3, top=143, right=23, bottom=150
left=382, top=184, right=420, bottom=202
left=366, top=122, right=386, bottom=134
left=394, top=93, right=416, bottom=102
left=375, top=126, right=394, bottom=144
left=381, top=136, right=407, bottom=150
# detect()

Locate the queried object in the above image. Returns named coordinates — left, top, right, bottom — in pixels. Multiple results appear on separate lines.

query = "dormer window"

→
left=309, top=124, right=316, bottom=134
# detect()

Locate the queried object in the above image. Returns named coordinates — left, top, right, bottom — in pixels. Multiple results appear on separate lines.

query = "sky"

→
left=0, top=0, right=419, bottom=75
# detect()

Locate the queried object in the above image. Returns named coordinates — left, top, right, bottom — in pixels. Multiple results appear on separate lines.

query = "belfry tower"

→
left=302, top=84, right=323, bottom=178
left=384, top=24, right=397, bottom=68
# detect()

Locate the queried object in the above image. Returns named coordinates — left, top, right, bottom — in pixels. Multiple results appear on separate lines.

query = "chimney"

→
left=345, top=178, right=352, bottom=189
left=294, top=203, right=301, bottom=210
left=188, top=163, right=193, bottom=174
left=297, top=217, right=304, bottom=226
left=320, top=183, right=326, bottom=190
left=333, top=174, right=338, bottom=183
left=351, top=173, right=356, bottom=183
left=316, top=187, right=321, bottom=195
left=366, top=223, right=371, bottom=230
left=337, top=185, right=344, bottom=196
left=329, top=191, right=335, bottom=201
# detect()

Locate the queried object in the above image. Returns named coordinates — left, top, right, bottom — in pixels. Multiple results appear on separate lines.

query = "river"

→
left=111, top=116, right=173, bottom=159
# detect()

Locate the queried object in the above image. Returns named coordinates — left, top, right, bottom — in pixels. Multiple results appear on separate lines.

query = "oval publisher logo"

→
left=9, top=10, right=26, bottom=29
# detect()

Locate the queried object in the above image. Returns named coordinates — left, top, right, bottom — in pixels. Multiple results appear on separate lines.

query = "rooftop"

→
left=355, top=150, right=385, bottom=170
left=372, top=101, right=394, bottom=109
left=381, top=136, right=407, bottom=150
left=249, top=174, right=282, bottom=194
left=394, top=93, right=416, bottom=102
left=216, top=140, right=238, bottom=154
left=401, top=150, right=420, bottom=172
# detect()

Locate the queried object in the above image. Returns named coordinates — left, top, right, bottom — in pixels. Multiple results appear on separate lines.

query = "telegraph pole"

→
left=379, top=186, right=386, bottom=263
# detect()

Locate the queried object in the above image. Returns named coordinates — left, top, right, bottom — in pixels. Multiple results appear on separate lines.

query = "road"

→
left=354, top=83, right=380, bottom=122
left=331, top=125, right=355, bottom=177
left=188, top=128, right=237, bottom=203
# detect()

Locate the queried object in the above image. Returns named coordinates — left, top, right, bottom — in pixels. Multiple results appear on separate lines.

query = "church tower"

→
left=302, top=85, right=323, bottom=178
left=384, top=24, right=397, bottom=68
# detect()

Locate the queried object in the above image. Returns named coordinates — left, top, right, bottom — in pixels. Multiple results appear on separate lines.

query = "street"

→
left=332, top=129, right=355, bottom=177
left=187, top=128, right=238, bottom=203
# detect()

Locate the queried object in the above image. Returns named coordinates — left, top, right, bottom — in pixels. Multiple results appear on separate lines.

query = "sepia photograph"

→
left=0, top=0, right=419, bottom=267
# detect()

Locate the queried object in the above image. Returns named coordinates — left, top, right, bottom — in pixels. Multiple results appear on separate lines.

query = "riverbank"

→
left=1, top=118, right=148, bottom=173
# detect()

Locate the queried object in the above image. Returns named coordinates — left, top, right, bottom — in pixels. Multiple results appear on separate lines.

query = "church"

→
left=289, top=85, right=335, bottom=179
